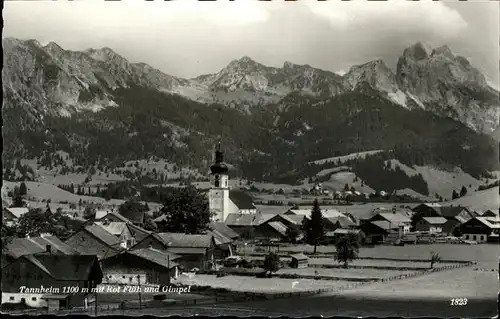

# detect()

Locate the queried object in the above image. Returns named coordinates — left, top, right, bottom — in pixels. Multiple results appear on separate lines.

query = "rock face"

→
left=3, top=37, right=499, bottom=134
left=395, top=42, right=499, bottom=133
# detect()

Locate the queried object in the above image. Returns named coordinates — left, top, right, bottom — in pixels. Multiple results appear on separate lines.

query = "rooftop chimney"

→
left=46, top=244, right=51, bottom=253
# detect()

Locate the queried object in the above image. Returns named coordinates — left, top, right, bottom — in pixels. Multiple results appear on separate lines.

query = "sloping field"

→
left=309, top=150, right=385, bottom=165
left=385, top=160, right=484, bottom=199
left=443, top=186, right=499, bottom=214
left=308, top=258, right=457, bottom=269
left=3, top=181, right=163, bottom=212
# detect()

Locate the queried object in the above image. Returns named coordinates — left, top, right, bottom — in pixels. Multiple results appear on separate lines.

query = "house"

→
left=2, top=207, right=29, bottom=221
left=101, top=248, right=180, bottom=286
left=2, top=235, right=80, bottom=265
left=256, top=221, right=289, bottom=241
left=1, top=254, right=102, bottom=309
left=209, top=222, right=240, bottom=259
left=325, top=229, right=365, bottom=244
left=360, top=221, right=400, bottom=244
left=412, top=204, right=475, bottom=225
left=95, top=221, right=136, bottom=249
left=131, top=233, right=216, bottom=271
left=323, top=216, right=357, bottom=231
left=460, top=217, right=500, bottom=243
left=289, top=253, right=308, bottom=269
left=415, top=217, right=447, bottom=233
left=64, top=224, right=124, bottom=259
left=98, top=212, right=151, bottom=242
left=368, top=211, right=412, bottom=234
left=442, top=219, right=462, bottom=235
left=207, top=144, right=257, bottom=222
left=438, top=206, right=475, bottom=222
left=224, top=213, right=278, bottom=238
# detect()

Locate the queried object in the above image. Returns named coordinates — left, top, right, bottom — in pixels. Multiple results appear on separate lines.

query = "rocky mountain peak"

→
left=402, top=41, right=432, bottom=61
left=431, top=45, right=454, bottom=59
left=344, top=59, right=398, bottom=94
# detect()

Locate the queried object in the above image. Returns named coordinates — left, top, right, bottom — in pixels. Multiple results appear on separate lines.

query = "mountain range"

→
left=2, top=37, right=499, bottom=191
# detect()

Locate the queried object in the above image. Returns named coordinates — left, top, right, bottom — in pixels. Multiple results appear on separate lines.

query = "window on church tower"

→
left=214, top=175, right=220, bottom=187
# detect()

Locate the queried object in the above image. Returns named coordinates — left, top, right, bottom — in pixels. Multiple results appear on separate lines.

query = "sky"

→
left=3, top=0, right=500, bottom=88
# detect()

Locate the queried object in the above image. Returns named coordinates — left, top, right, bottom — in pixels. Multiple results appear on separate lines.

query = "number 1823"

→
left=450, top=298, right=468, bottom=306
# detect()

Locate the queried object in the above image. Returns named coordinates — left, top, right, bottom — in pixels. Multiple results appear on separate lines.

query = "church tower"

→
left=208, top=143, right=230, bottom=222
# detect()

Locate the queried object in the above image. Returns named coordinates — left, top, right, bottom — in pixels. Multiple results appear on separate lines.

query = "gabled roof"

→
left=472, top=217, right=500, bottom=229
left=225, top=213, right=276, bottom=226
left=82, top=224, right=122, bottom=247
left=482, top=210, right=499, bottom=217
left=326, top=216, right=356, bottom=228
left=5, top=236, right=80, bottom=259
left=154, top=232, right=214, bottom=248
left=437, top=206, right=471, bottom=218
left=165, top=247, right=208, bottom=255
left=210, top=222, right=240, bottom=239
left=102, top=212, right=130, bottom=223
left=96, top=222, right=128, bottom=236
left=126, top=248, right=180, bottom=269
left=279, top=214, right=307, bottom=225
left=95, top=210, right=110, bottom=220
left=422, top=217, right=448, bottom=225
left=266, top=221, right=288, bottom=236
left=370, top=220, right=400, bottom=231
left=127, top=222, right=152, bottom=242
left=290, top=253, right=308, bottom=260
left=22, top=254, right=101, bottom=281
left=208, top=230, right=232, bottom=245
left=4, top=207, right=29, bottom=219
left=229, top=190, right=256, bottom=209
left=372, top=212, right=411, bottom=224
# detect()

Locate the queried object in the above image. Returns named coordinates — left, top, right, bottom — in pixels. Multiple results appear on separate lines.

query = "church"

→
left=208, top=144, right=257, bottom=222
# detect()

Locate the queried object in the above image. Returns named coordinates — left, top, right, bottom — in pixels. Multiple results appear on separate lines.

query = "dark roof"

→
left=225, top=213, right=276, bottom=226
left=326, top=216, right=356, bottom=228
left=438, top=206, right=470, bottom=218
left=166, top=247, right=208, bottom=255
left=229, top=190, right=256, bottom=209
left=84, top=224, right=122, bottom=247
left=5, top=236, right=80, bottom=259
left=126, top=248, right=180, bottom=269
left=208, top=230, right=232, bottom=245
left=370, top=220, right=400, bottom=231
left=154, top=233, right=214, bottom=248
left=126, top=222, right=152, bottom=241
left=210, top=222, right=240, bottom=239
left=22, top=254, right=101, bottom=281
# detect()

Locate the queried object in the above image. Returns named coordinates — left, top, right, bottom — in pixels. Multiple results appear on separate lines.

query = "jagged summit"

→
left=2, top=37, right=498, bottom=134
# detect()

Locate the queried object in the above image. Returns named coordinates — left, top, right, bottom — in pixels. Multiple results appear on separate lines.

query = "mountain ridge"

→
left=2, top=37, right=499, bottom=193
left=3, top=37, right=498, bottom=134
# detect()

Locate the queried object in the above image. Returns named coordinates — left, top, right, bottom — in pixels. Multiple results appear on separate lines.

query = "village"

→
left=1, top=145, right=499, bottom=315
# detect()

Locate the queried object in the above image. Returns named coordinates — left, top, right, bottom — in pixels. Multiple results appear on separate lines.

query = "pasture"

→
left=173, top=274, right=347, bottom=293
